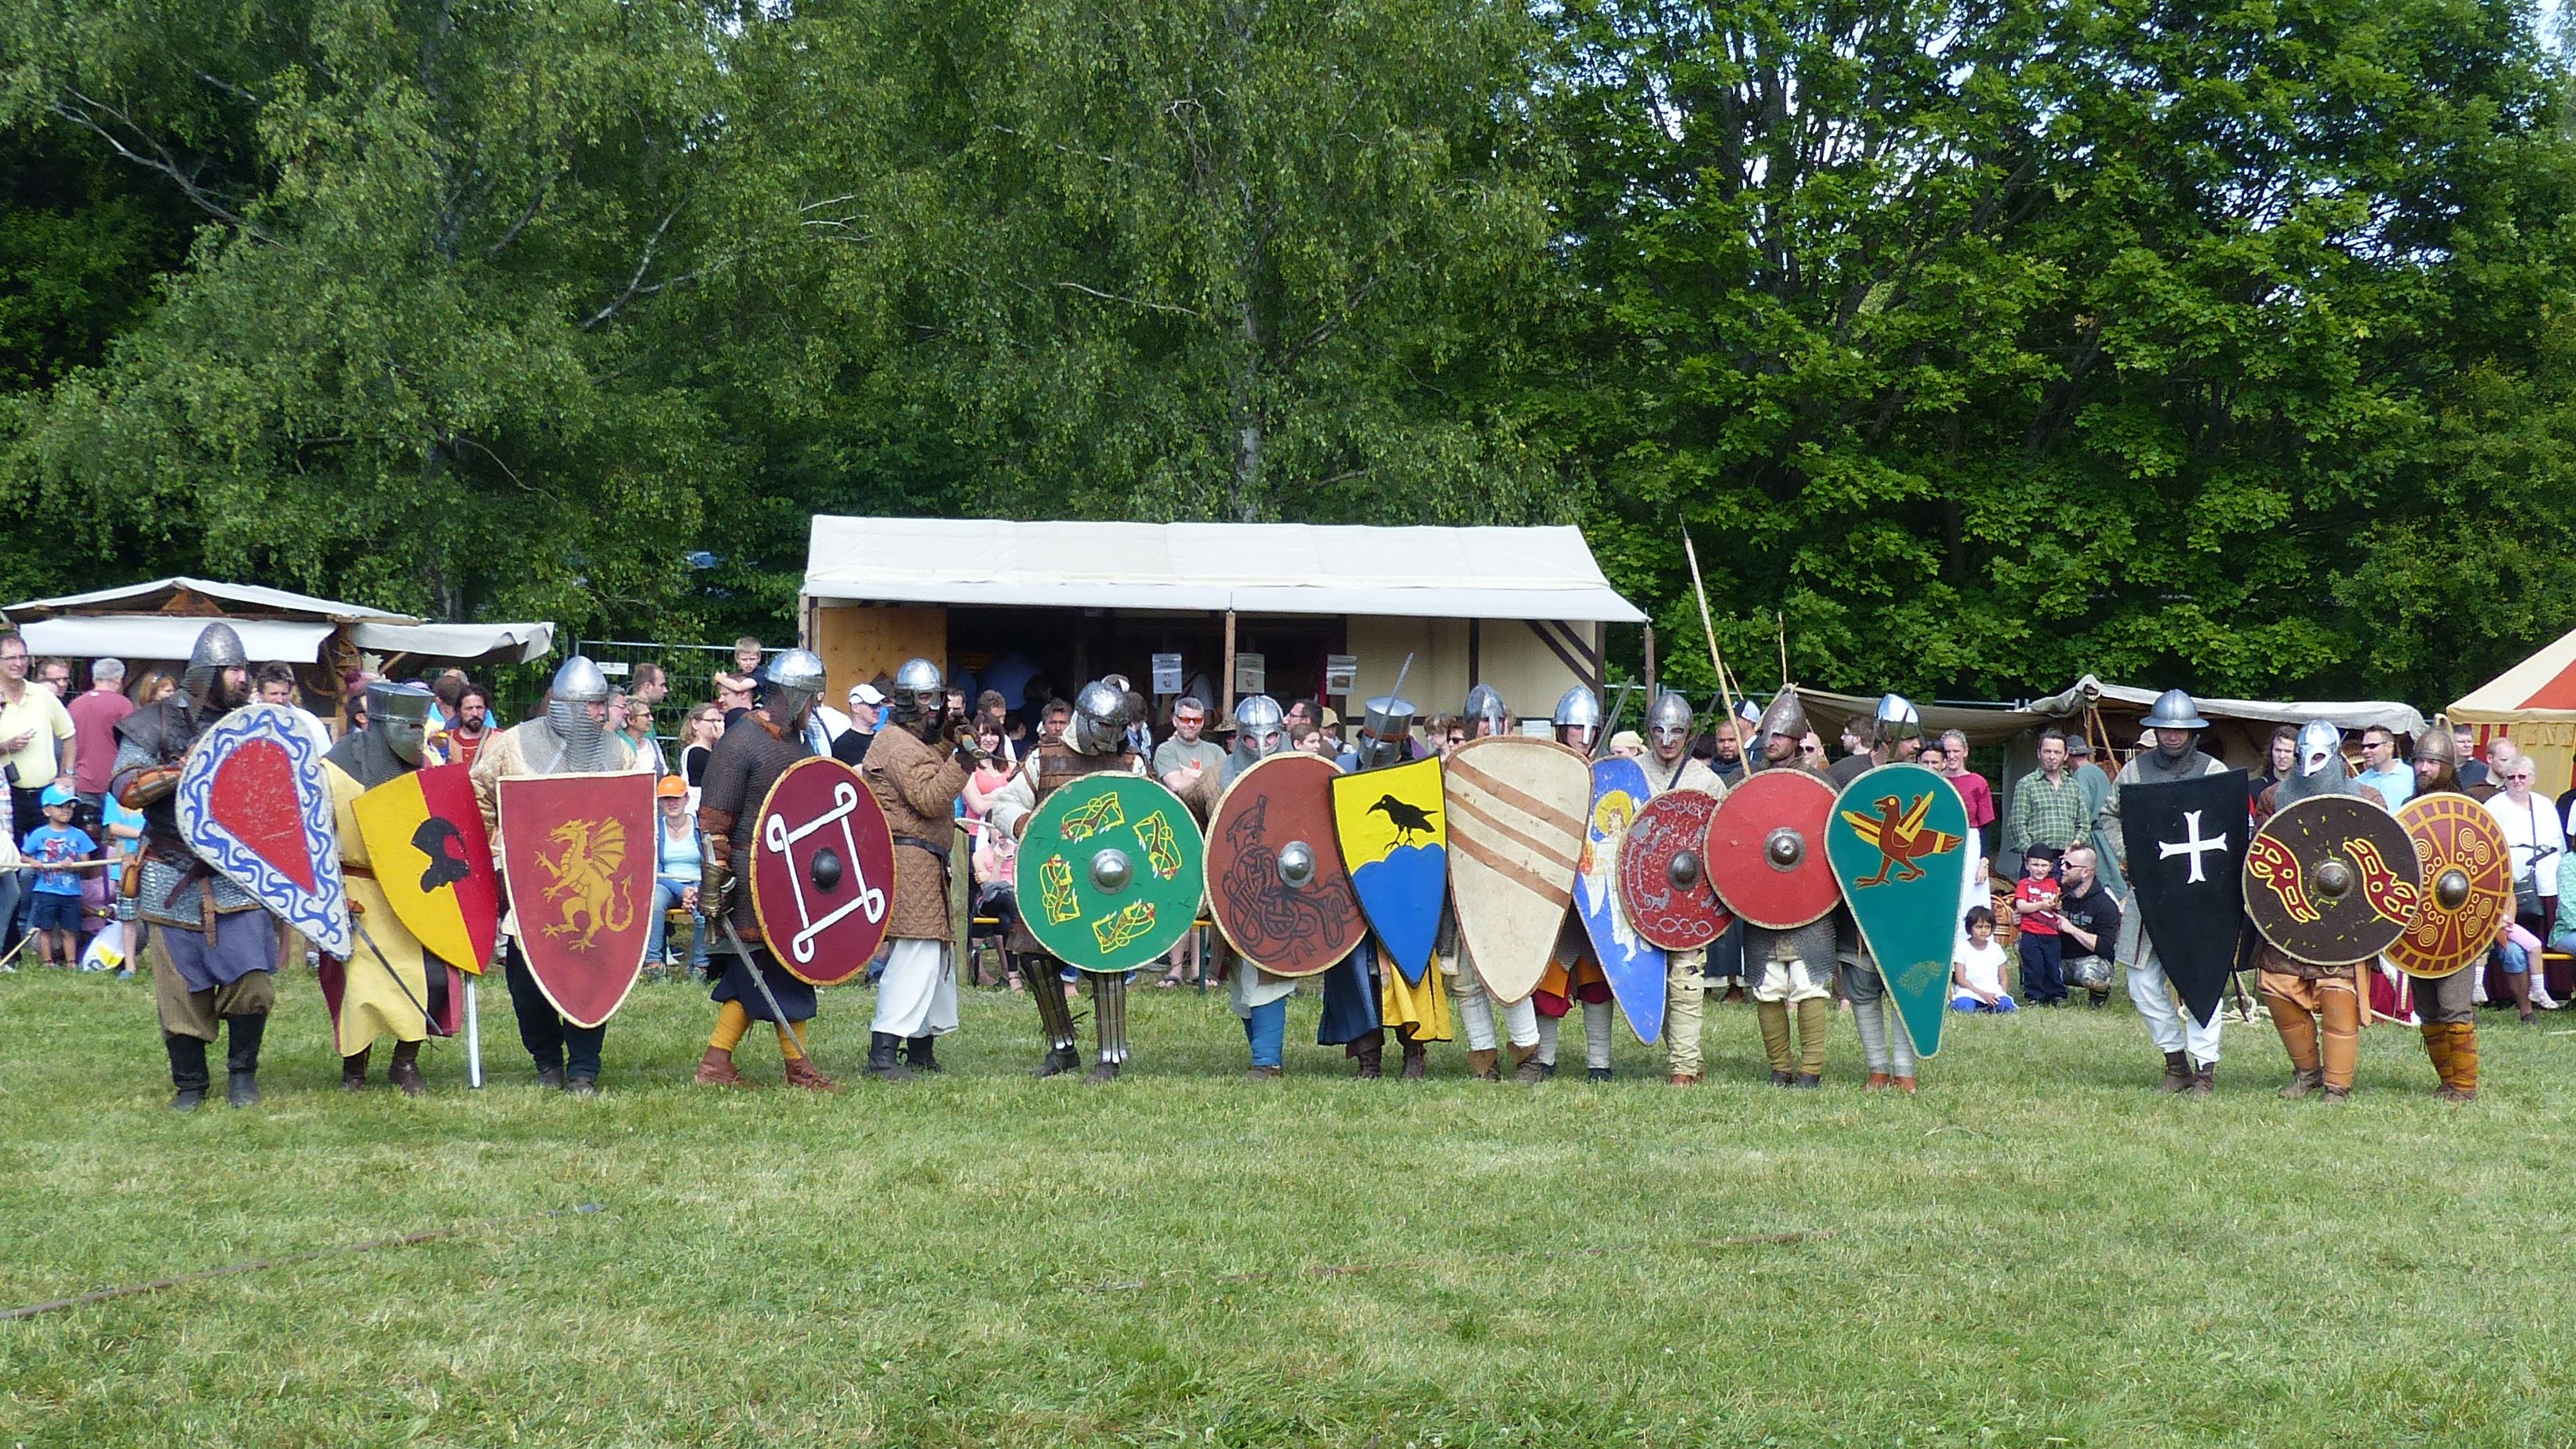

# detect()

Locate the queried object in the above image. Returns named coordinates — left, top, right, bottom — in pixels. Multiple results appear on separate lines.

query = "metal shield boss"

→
left=1206, top=753, right=1363, bottom=977
left=1015, top=773, right=1205, bottom=973
left=2118, top=769, right=2250, bottom=1029
left=2388, top=793, right=2513, bottom=979
left=2243, top=793, right=2420, bottom=966
left=1704, top=768, right=1841, bottom=929
left=175, top=703, right=352, bottom=957
left=1442, top=736, right=1591, bottom=1005
left=1330, top=755, right=1449, bottom=986
left=352, top=762, right=501, bottom=973
left=749, top=756, right=897, bottom=986
left=497, top=769, right=657, bottom=1028
left=1826, top=763, right=1971, bottom=1059
left=1619, top=788, right=1732, bottom=951
left=1576, top=756, right=1666, bottom=1043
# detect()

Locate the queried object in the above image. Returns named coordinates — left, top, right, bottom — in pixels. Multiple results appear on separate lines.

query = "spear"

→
left=1680, top=524, right=1740, bottom=732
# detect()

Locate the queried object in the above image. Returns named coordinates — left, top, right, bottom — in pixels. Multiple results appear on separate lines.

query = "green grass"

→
left=2, top=967, right=2570, bottom=1447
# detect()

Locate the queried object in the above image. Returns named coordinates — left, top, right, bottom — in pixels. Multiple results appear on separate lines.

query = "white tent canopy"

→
left=2021, top=675, right=2427, bottom=738
left=5, top=576, right=555, bottom=664
left=802, top=517, right=1647, bottom=623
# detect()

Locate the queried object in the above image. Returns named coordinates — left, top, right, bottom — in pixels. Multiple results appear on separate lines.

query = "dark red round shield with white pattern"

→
left=1619, top=788, right=1733, bottom=950
left=749, top=756, right=898, bottom=986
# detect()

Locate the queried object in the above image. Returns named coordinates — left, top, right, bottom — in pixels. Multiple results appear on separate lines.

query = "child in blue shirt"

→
left=22, top=784, right=99, bottom=968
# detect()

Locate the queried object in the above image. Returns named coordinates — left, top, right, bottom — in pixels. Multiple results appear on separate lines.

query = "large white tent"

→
left=2450, top=622, right=2576, bottom=796
left=5, top=577, right=554, bottom=674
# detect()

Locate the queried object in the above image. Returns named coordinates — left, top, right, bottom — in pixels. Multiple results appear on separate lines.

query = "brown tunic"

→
left=697, top=711, right=812, bottom=940
left=861, top=724, right=969, bottom=941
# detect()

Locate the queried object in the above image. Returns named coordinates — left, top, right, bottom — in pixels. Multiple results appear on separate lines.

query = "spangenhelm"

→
left=1069, top=679, right=1128, bottom=756
left=890, top=657, right=946, bottom=735
left=1646, top=691, right=1693, bottom=754
left=1874, top=692, right=1922, bottom=748
left=760, top=649, right=826, bottom=729
left=1229, top=694, right=1286, bottom=777
left=544, top=655, right=613, bottom=771
left=2143, top=688, right=2210, bottom=731
left=1753, top=687, right=1810, bottom=769
left=181, top=622, right=249, bottom=707
left=1463, top=684, right=1509, bottom=738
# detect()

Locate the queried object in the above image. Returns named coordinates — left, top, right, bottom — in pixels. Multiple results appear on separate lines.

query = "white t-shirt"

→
left=2487, top=791, right=2567, bottom=897
left=1954, top=937, right=2009, bottom=999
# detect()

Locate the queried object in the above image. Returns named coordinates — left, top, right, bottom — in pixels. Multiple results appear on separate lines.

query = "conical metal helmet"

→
left=1753, top=687, right=1810, bottom=769
left=180, top=622, right=249, bottom=704
left=2412, top=722, right=2458, bottom=766
left=889, top=657, right=945, bottom=728
left=1463, top=684, right=1508, bottom=738
left=1070, top=679, right=1128, bottom=755
left=1874, top=693, right=1922, bottom=747
left=1646, top=691, right=1694, bottom=751
left=550, top=654, right=611, bottom=704
left=760, top=649, right=826, bottom=727
left=2144, top=688, right=2209, bottom=730
left=544, top=655, right=612, bottom=772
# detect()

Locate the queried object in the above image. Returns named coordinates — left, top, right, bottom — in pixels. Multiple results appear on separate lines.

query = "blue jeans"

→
left=1243, top=998, right=1287, bottom=1068
left=648, top=881, right=707, bottom=968
left=1951, top=993, right=2018, bottom=1013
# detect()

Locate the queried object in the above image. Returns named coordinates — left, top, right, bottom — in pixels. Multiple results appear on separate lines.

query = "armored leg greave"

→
left=1029, top=963, right=1080, bottom=1051
left=1090, top=972, right=1129, bottom=1065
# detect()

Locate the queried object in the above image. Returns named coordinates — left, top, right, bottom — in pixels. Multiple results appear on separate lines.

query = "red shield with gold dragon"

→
left=497, top=771, right=656, bottom=1027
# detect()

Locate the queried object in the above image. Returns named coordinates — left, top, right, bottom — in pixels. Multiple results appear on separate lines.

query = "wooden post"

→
left=1221, top=609, right=1237, bottom=718
left=1642, top=622, right=1656, bottom=705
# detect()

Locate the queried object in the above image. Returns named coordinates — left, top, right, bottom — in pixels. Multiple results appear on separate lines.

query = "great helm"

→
left=1069, top=679, right=1128, bottom=755
left=367, top=680, right=437, bottom=767
left=1463, top=684, right=1509, bottom=738
left=760, top=649, right=827, bottom=726
left=2144, top=688, right=2210, bottom=730
left=1646, top=691, right=1694, bottom=752
left=1354, top=688, right=1417, bottom=772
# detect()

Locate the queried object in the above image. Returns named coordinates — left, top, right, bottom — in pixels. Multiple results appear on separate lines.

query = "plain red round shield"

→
left=1704, top=768, right=1841, bottom=929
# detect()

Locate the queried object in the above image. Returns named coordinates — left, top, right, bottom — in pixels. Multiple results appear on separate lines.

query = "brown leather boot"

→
left=2185, top=1064, right=2215, bottom=1098
left=1352, top=1033, right=1384, bottom=1079
left=339, top=1048, right=369, bottom=1092
left=1399, top=1039, right=1427, bottom=1080
left=1513, top=1051, right=1553, bottom=1083
left=2278, top=1067, right=2323, bottom=1101
left=2156, top=1050, right=2191, bottom=1092
left=387, top=1041, right=426, bottom=1097
left=1465, top=1048, right=1499, bottom=1082
left=693, top=1046, right=756, bottom=1087
left=783, top=1054, right=840, bottom=1092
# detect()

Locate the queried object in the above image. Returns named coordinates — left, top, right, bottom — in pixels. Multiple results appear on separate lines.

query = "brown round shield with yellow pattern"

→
left=2388, top=793, right=2513, bottom=979
left=2243, top=794, right=2421, bottom=967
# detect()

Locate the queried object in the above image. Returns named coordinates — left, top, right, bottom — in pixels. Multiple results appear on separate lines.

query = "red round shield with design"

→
left=750, top=757, right=898, bottom=986
left=1619, top=788, right=1733, bottom=950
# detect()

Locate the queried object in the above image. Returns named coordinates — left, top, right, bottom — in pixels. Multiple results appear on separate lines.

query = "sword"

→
left=350, top=914, right=437, bottom=1035
left=712, top=892, right=822, bottom=1075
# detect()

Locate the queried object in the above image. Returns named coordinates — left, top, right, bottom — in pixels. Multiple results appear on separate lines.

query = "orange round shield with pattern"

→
left=2388, top=793, right=2513, bottom=979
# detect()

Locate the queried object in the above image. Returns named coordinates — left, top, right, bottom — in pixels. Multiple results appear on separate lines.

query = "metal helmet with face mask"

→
left=1874, top=692, right=1922, bottom=750
left=1227, top=694, right=1286, bottom=780
left=372, top=680, right=435, bottom=767
left=1752, top=687, right=1810, bottom=770
left=544, top=655, right=613, bottom=772
left=1553, top=685, right=1603, bottom=750
left=1354, top=690, right=1417, bottom=772
left=1069, top=680, right=1128, bottom=756
left=181, top=622, right=249, bottom=713
left=1463, top=684, right=1509, bottom=738
left=889, top=657, right=946, bottom=739
left=758, top=649, right=826, bottom=733
left=2276, top=719, right=2352, bottom=805
left=1646, top=691, right=1694, bottom=757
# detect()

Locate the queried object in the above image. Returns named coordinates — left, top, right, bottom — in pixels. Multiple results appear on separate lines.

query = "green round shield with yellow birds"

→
left=1015, top=773, right=1206, bottom=973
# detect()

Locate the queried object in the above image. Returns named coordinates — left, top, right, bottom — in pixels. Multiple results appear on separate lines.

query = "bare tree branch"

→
left=49, top=88, right=275, bottom=245
left=1054, top=281, right=1205, bottom=318
left=485, top=169, right=561, bottom=258
left=579, top=208, right=679, bottom=330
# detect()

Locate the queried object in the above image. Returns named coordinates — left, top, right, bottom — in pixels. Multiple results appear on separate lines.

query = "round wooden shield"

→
left=1618, top=788, right=1732, bottom=950
left=1015, top=773, right=1205, bottom=973
left=749, top=756, right=898, bottom=986
left=1704, top=768, right=1840, bottom=929
left=2243, top=793, right=2421, bottom=967
left=1206, top=753, right=1365, bottom=977
left=2388, top=792, right=2512, bottom=979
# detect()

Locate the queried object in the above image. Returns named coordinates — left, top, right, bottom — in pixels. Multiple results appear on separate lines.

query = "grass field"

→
left=2, top=966, right=2571, bottom=1447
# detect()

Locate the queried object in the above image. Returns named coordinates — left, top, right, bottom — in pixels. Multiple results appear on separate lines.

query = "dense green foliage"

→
left=6, top=970, right=2576, bottom=1445
left=6, top=0, right=2576, bottom=703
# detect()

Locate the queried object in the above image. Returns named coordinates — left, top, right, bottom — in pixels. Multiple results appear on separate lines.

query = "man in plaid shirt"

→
left=2007, top=730, right=2091, bottom=862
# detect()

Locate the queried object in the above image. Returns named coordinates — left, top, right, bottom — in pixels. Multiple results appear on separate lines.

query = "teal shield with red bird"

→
left=1576, top=755, right=1665, bottom=1043
left=1826, top=762, right=1971, bottom=1059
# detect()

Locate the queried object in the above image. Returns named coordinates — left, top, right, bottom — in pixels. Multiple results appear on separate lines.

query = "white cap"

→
left=850, top=684, right=885, bottom=706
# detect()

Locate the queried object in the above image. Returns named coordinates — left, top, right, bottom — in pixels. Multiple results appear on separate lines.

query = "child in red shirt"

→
left=2013, top=847, right=2066, bottom=1005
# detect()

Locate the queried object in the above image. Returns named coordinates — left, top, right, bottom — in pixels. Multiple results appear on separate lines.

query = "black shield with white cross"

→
left=2119, top=769, right=2250, bottom=1029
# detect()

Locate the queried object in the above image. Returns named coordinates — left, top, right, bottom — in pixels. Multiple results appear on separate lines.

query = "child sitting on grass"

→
left=1951, top=906, right=2017, bottom=1013
left=21, top=784, right=97, bottom=970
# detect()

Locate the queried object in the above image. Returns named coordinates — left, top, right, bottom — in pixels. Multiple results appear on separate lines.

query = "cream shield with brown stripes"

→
left=1442, top=735, right=1593, bottom=1005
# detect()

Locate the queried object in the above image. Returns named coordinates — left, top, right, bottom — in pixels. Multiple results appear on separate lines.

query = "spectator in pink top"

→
left=1939, top=728, right=1997, bottom=831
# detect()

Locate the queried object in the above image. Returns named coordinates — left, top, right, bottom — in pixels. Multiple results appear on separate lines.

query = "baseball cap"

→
left=40, top=782, right=75, bottom=807
left=850, top=684, right=885, bottom=707
left=656, top=775, right=688, bottom=800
